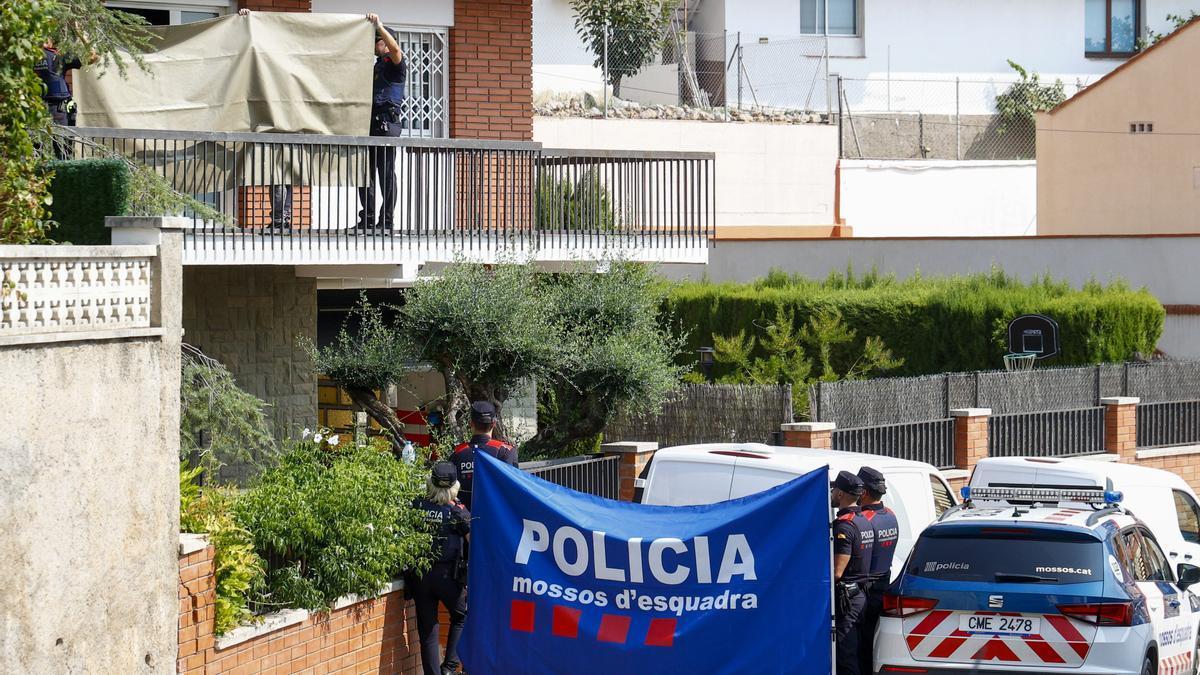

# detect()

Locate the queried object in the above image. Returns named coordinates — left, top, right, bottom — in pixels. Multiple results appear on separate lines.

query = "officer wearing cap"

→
left=449, top=401, right=518, bottom=510
left=856, top=466, right=900, bottom=675
left=410, top=461, right=470, bottom=675
left=831, top=470, right=874, bottom=675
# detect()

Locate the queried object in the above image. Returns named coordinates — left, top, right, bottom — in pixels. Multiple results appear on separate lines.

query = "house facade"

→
left=93, top=0, right=712, bottom=447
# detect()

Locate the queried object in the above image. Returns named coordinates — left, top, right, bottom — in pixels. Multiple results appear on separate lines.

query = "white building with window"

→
left=535, top=0, right=1200, bottom=110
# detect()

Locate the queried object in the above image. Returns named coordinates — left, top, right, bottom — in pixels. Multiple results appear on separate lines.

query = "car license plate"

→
left=959, top=614, right=1040, bottom=635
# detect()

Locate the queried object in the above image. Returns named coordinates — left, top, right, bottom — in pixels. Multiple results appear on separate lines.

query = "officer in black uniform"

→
left=34, top=39, right=87, bottom=160
left=857, top=466, right=900, bottom=675
left=831, top=470, right=874, bottom=675
left=357, top=12, right=407, bottom=233
left=449, top=401, right=518, bottom=510
left=410, top=461, right=470, bottom=675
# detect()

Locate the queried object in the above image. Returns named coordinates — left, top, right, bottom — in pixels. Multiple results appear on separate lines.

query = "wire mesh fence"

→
left=534, top=23, right=832, bottom=120
left=605, top=383, right=794, bottom=448
left=837, top=77, right=1087, bottom=160
left=813, top=361, right=1200, bottom=429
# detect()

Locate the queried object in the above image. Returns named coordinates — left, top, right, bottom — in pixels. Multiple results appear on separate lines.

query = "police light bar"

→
left=961, top=485, right=1123, bottom=505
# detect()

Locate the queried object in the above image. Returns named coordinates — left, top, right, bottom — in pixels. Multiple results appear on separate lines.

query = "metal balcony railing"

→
left=61, top=128, right=713, bottom=258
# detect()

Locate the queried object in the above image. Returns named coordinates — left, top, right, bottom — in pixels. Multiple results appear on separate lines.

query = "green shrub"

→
left=234, top=441, right=431, bottom=611
left=1, top=0, right=55, bottom=244
left=181, top=348, right=276, bottom=480
left=45, top=159, right=131, bottom=244
left=667, top=269, right=1164, bottom=378
left=536, top=169, right=615, bottom=231
left=180, top=462, right=265, bottom=636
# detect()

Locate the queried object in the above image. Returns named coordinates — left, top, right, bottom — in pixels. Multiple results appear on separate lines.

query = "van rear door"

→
left=640, top=457, right=735, bottom=506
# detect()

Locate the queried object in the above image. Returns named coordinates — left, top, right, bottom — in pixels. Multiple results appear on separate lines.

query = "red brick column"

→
left=603, top=441, right=659, bottom=502
left=780, top=422, right=835, bottom=450
left=1102, top=396, right=1140, bottom=461
left=951, top=408, right=990, bottom=474
left=450, top=0, right=533, bottom=140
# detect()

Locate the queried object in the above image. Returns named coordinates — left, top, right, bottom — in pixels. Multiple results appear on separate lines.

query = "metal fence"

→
left=988, top=407, right=1106, bottom=458
left=832, top=419, right=955, bottom=469
left=1138, top=400, right=1200, bottom=449
left=521, top=454, right=621, bottom=499
left=837, top=76, right=1087, bottom=160
left=59, top=127, right=713, bottom=252
left=813, top=362, right=1200, bottom=429
left=605, top=383, right=793, bottom=448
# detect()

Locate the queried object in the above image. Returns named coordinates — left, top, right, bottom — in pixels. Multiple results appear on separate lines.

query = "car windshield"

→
left=908, top=528, right=1105, bottom=583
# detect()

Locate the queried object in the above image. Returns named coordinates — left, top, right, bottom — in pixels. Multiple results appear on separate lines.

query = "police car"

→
left=873, top=486, right=1200, bottom=675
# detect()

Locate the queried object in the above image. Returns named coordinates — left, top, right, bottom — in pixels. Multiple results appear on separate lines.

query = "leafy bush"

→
left=667, top=269, right=1164, bottom=379
left=536, top=170, right=616, bottom=232
left=181, top=347, right=275, bottom=480
left=994, top=60, right=1066, bottom=157
left=45, top=159, right=131, bottom=244
left=233, top=441, right=430, bottom=611
left=180, top=463, right=265, bottom=636
left=1, top=0, right=55, bottom=244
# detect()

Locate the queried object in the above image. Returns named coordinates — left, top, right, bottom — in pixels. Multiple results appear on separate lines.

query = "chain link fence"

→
left=534, top=23, right=832, bottom=121
left=837, top=77, right=1087, bottom=160
left=813, top=361, right=1200, bottom=429
left=606, top=383, right=793, bottom=448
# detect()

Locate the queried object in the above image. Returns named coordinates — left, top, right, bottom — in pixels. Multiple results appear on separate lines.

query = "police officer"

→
left=449, top=401, right=518, bottom=510
left=857, top=466, right=900, bottom=675
left=410, top=462, right=470, bottom=675
left=34, top=39, right=94, bottom=160
left=357, top=12, right=406, bottom=233
left=831, top=470, right=874, bottom=675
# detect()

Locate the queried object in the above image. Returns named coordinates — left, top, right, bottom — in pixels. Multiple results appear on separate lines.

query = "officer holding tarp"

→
left=831, top=471, right=874, bottom=675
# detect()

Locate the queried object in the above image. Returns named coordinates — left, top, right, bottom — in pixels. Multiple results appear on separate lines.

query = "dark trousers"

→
left=412, top=563, right=467, bottom=675
left=357, top=118, right=400, bottom=229
left=47, top=100, right=76, bottom=161
left=836, top=591, right=866, bottom=675
left=859, top=588, right=884, bottom=675
left=269, top=185, right=293, bottom=228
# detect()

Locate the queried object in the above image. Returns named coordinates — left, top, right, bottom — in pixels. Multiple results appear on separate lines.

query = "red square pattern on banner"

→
left=645, top=618, right=677, bottom=647
left=552, top=605, right=582, bottom=638
left=597, top=614, right=632, bottom=644
left=510, top=600, right=536, bottom=633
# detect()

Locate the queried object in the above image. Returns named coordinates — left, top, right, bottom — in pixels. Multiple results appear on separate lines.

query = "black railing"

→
left=831, top=419, right=956, bottom=469
left=1138, top=400, right=1200, bottom=448
left=61, top=127, right=713, bottom=254
left=988, top=407, right=1106, bottom=458
left=521, top=454, right=621, bottom=500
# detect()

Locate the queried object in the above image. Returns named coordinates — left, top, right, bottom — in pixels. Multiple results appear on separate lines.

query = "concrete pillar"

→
left=602, top=441, right=659, bottom=502
left=1102, top=396, right=1140, bottom=461
left=951, top=408, right=991, bottom=473
left=780, top=421, right=835, bottom=449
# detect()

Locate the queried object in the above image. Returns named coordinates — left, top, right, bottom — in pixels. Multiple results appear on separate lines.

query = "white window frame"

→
left=386, top=24, right=450, bottom=139
left=799, top=0, right=863, bottom=38
left=106, top=0, right=233, bottom=25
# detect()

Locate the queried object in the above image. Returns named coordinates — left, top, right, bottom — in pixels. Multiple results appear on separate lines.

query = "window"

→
left=908, top=530, right=1103, bottom=583
left=1085, top=0, right=1140, bottom=57
left=1122, top=528, right=1175, bottom=582
left=1175, top=490, right=1200, bottom=544
left=107, top=2, right=223, bottom=26
left=800, top=0, right=859, bottom=36
left=930, top=476, right=954, bottom=518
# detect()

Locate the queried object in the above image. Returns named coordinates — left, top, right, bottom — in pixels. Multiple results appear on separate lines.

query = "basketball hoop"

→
left=1003, top=352, right=1037, bottom=372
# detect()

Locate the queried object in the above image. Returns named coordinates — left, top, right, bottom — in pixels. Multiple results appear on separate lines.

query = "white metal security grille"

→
left=392, top=28, right=448, bottom=139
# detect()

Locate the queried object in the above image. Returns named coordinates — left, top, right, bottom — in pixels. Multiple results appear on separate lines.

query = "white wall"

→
left=534, top=117, right=838, bottom=226
left=311, top=0, right=452, bottom=27
left=840, top=160, right=1036, bottom=237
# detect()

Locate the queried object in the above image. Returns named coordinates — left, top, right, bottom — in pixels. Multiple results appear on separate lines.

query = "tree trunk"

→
left=344, top=385, right=407, bottom=456
left=522, top=384, right=610, bottom=458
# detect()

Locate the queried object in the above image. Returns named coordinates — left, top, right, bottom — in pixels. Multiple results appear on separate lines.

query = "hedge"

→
left=665, top=270, right=1165, bottom=377
left=45, top=158, right=130, bottom=244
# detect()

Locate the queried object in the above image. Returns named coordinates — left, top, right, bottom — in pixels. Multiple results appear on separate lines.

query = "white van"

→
left=970, top=456, right=1200, bottom=570
left=638, top=443, right=959, bottom=581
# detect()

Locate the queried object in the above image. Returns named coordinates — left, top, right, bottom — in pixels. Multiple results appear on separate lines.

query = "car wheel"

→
left=1141, top=654, right=1155, bottom=675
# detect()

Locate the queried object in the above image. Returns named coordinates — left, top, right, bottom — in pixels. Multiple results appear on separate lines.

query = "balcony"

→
left=65, top=128, right=713, bottom=270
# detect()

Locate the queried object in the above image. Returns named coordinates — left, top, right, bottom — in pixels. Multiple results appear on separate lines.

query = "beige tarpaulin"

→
left=75, top=12, right=374, bottom=135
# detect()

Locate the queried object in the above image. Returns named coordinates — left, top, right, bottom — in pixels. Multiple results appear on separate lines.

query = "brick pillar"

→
left=951, top=408, right=991, bottom=473
left=450, top=0, right=534, bottom=140
left=602, top=441, right=658, bottom=502
left=1102, top=396, right=1140, bottom=461
left=177, top=537, right=216, bottom=675
left=780, top=422, right=835, bottom=449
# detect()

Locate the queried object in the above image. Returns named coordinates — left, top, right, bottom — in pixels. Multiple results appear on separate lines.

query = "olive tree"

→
left=571, top=0, right=672, bottom=98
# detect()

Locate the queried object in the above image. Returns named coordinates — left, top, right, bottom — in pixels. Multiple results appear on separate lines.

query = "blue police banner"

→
left=460, top=452, right=833, bottom=674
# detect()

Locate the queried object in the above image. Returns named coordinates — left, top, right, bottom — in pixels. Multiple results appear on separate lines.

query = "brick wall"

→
left=178, top=541, right=423, bottom=674
left=450, top=0, right=533, bottom=140
left=238, top=0, right=310, bottom=12
left=182, top=266, right=317, bottom=481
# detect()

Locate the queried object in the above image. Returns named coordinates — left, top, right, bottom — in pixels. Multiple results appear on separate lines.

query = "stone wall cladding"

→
left=182, top=266, right=317, bottom=479
left=450, top=0, right=533, bottom=140
left=178, top=543, right=423, bottom=675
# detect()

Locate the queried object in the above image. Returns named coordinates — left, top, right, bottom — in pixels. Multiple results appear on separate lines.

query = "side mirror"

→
left=1177, top=563, right=1200, bottom=590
